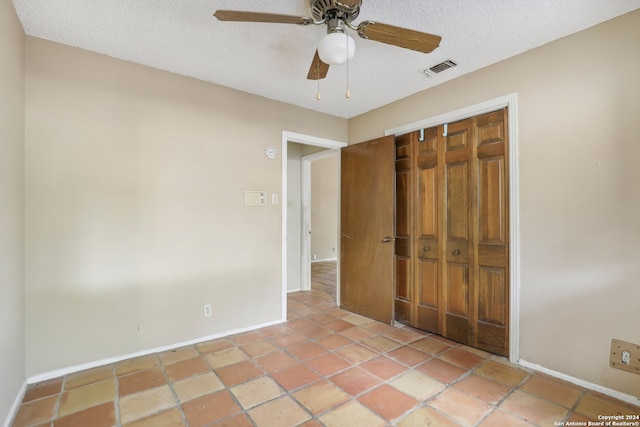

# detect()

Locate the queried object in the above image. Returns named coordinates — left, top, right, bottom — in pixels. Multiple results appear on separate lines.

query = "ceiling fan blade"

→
left=214, top=10, right=312, bottom=25
left=357, top=21, right=441, bottom=54
left=307, top=50, right=330, bottom=80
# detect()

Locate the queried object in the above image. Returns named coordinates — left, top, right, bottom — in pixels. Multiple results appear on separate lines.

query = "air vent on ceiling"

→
left=423, top=60, right=457, bottom=77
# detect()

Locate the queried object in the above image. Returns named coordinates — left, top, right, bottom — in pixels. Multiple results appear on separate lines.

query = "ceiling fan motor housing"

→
left=310, top=0, right=361, bottom=23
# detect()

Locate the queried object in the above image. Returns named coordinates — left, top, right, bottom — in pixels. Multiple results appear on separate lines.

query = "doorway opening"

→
left=304, top=151, right=339, bottom=313
left=310, top=261, right=337, bottom=297
left=280, top=131, right=346, bottom=321
left=287, top=143, right=339, bottom=296
left=301, top=149, right=339, bottom=293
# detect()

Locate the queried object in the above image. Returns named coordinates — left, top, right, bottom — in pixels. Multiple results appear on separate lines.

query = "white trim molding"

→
left=26, top=319, right=286, bottom=385
left=519, top=359, right=640, bottom=407
left=385, top=93, right=521, bottom=363
left=3, top=381, right=27, bottom=427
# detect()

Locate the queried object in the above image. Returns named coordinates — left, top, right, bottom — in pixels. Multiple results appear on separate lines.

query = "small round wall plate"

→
left=265, top=145, right=278, bottom=159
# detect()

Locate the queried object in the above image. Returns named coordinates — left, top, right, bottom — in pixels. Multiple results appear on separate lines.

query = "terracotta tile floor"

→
left=12, top=261, right=639, bottom=426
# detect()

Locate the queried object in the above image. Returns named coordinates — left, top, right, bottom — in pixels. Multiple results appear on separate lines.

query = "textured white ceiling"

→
left=11, top=0, right=640, bottom=118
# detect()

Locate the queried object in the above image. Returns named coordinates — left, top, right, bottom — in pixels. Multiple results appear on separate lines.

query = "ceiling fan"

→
left=213, top=0, right=441, bottom=80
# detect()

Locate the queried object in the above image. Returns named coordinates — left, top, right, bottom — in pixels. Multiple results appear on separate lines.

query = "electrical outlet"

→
left=610, top=339, right=640, bottom=374
left=203, top=304, right=212, bottom=318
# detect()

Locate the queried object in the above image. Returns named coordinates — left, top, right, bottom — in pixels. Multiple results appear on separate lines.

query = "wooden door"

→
left=340, top=136, right=395, bottom=324
left=394, top=133, right=413, bottom=325
left=442, top=118, right=475, bottom=346
left=394, top=108, right=510, bottom=356
left=415, top=127, right=442, bottom=334
left=474, top=109, right=510, bottom=355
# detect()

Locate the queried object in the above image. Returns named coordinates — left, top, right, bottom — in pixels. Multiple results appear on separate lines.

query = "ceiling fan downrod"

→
left=310, top=0, right=362, bottom=25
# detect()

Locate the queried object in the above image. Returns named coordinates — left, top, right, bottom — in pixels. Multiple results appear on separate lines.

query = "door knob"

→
left=423, top=245, right=431, bottom=251
left=452, top=249, right=461, bottom=255
left=382, top=236, right=393, bottom=243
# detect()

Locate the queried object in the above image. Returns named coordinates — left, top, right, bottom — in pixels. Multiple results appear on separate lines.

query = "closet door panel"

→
left=415, top=127, right=440, bottom=331
left=417, top=167, right=438, bottom=237
left=417, top=257, right=439, bottom=332
left=477, top=267, right=507, bottom=353
left=447, top=264, right=469, bottom=316
left=394, top=134, right=413, bottom=324
left=478, top=157, right=506, bottom=243
left=443, top=120, right=474, bottom=346
left=446, top=163, right=469, bottom=239
left=395, top=256, right=411, bottom=323
left=396, top=170, right=411, bottom=237
left=478, top=268, right=507, bottom=326
left=475, top=109, right=509, bottom=356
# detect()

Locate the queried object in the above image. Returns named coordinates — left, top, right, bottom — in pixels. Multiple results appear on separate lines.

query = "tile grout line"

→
left=229, top=330, right=328, bottom=426
left=52, top=376, right=65, bottom=427
left=400, top=353, right=484, bottom=426
left=469, top=369, right=532, bottom=427
left=477, top=368, right=534, bottom=426
left=281, top=283, right=371, bottom=422
left=562, top=388, right=588, bottom=425
left=159, top=347, right=192, bottom=427
left=111, top=364, right=121, bottom=427
left=289, top=304, right=452, bottom=424
left=290, top=281, right=444, bottom=423
left=219, top=343, right=267, bottom=427
left=222, top=266, right=332, bottom=424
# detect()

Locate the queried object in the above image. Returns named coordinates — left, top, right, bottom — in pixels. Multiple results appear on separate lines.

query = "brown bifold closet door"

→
left=340, top=136, right=395, bottom=324
left=442, top=118, right=475, bottom=346
left=415, top=127, right=441, bottom=334
left=474, top=109, right=510, bottom=355
left=394, top=108, right=509, bottom=356
left=394, top=132, right=413, bottom=325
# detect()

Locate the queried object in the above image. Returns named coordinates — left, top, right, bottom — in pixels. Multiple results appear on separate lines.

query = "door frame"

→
left=384, top=93, right=520, bottom=363
left=300, top=149, right=340, bottom=292
left=281, top=131, right=347, bottom=321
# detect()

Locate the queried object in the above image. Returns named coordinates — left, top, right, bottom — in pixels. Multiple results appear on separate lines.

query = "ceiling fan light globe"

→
left=318, top=32, right=355, bottom=65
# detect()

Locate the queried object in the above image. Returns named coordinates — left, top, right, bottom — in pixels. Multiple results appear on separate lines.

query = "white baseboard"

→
left=27, top=318, right=285, bottom=385
left=287, top=287, right=302, bottom=293
left=3, top=380, right=27, bottom=427
left=8, top=319, right=287, bottom=425
left=518, top=359, right=640, bottom=407
left=311, top=258, right=337, bottom=263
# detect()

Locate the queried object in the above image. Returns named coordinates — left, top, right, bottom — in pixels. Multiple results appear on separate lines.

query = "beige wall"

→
left=0, top=0, right=26, bottom=422
left=349, top=10, right=640, bottom=397
left=24, top=37, right=347, bottom=376
left=311, top=155, right=339, bottom=261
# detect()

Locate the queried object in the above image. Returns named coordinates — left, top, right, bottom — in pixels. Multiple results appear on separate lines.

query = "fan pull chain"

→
left=316, top=59, right=321, bottom=100
left=345, top=59, right=350, bottom=98
left=345, top=33, right=351, bottom=98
